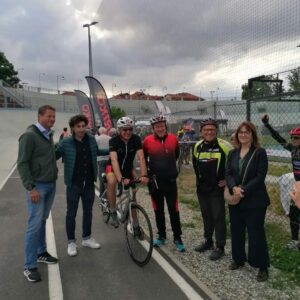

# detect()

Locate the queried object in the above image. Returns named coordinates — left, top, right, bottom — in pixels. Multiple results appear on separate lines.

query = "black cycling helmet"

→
left=200, top=118, right=218, bottom=130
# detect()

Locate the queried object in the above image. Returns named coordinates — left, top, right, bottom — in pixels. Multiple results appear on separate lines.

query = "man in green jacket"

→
left=17, top=105, right=58, bottom=283
left=56, top=115, right=101, bottom=257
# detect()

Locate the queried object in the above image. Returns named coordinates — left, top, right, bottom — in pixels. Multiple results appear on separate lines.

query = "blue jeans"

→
left=66, top=183, right=95, bottom=242
left=24, top=182, right=56, bottom=269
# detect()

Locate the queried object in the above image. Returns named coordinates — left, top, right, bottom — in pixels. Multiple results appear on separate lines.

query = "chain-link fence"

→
left=168, top=95, right=300, bottom=253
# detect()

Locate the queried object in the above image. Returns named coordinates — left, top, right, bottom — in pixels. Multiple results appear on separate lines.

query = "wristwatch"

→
left=27, top=185, right=36, bottom=191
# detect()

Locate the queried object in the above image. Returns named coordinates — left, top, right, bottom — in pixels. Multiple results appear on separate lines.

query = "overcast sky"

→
left=1, top=0, right=299, bottom=98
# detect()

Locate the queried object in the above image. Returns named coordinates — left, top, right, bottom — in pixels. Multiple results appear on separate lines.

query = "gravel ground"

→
left=137, top=185, right=300, bottom=300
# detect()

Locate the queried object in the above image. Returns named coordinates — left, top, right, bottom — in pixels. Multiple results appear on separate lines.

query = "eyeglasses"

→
left=238, top=131, right=251, bottom=135
left=291, top=136, right=300, bottom=140
left=122, top=128, right=133, bottom=132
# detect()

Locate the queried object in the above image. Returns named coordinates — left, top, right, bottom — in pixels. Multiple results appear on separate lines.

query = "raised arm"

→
left=261, top=114, right=288, bottom=148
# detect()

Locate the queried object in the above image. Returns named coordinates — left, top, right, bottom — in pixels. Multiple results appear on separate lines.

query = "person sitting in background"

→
left=95, top=127, right=111, bottom=194
left=108, top=127, right=117, bottom=138
left=262, top=114, right=300, bottom=251
left=290, top=182, right=300, bottom=210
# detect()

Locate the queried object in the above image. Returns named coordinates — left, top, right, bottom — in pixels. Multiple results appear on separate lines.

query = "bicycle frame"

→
left=116, top=184, right=136, bottom=224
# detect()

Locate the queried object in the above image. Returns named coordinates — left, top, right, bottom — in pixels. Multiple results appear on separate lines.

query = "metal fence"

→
left=168, top=95, right=300, bottom=252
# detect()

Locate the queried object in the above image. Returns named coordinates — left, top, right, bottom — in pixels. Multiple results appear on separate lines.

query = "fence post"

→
left=246, top=99, right=251, bottom=121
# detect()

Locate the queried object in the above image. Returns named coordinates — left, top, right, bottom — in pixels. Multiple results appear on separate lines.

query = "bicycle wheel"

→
left=124, top=203, right=153, bottom=267
left=98, top=190, right=110, bottom=223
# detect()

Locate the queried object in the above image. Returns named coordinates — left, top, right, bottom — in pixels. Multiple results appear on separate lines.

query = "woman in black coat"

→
left=225, top=121, right=270, bottom=282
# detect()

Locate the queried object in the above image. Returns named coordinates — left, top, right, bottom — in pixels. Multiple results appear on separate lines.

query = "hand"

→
left=261, top=114, right=269, bottom=124
left=232, top=193, right=241, bottom=203
left=233, top=186, right=244, bottom=198
left=29, top=189, right=40, bottom=203
left=290, top=183, right=300, bottom=209
left=218, top=180, right=226, bottom=188
left=140, top=176, right=149, bottom=185
left=123, top=178, right=130, bottom=186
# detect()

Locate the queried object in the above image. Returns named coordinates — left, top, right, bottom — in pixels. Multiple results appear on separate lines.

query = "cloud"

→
left=0, top=0, right=299, bottom=98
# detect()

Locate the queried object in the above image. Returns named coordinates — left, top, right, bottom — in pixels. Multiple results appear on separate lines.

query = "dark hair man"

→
left=56, top=115, right=101, bottom=257
left=143, top=114, right=185, bottom=252
left=18, top=105, right=58, bottom=282
left=192, top=118, right=232, bottom=260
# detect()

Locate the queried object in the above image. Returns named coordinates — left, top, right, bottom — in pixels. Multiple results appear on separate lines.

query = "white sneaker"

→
left=67, top=242, right=77, bottom=256
left=82, top=237, right=101, bottom=249
left=286, top=240, right=299, bottom=250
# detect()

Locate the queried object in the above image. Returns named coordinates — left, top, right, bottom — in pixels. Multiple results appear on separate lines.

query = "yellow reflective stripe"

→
left=193, top=140, right=203, bottom=157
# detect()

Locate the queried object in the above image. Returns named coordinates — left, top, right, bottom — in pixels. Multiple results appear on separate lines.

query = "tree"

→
left=287, top=67, right=300, bottom=92
left=110, top=106, right=125, bottom=120
left=241, top=75, right=282, bottom=100
left=0, top=52, right=20, bottom=86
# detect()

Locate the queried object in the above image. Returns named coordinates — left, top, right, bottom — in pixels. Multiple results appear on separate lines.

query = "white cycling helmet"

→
left=150, top=114, right=167, bottom=125
left=117, top=116, right=134, bottom=129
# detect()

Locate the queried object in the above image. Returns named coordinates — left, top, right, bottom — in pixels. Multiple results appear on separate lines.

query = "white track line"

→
left=46, top=212, right=64, bottom=300
left=140, top=240, right=203, bottom=300
left=0, top=163, right=17, bottom=191
left=95, top=187, right=202, bottom=299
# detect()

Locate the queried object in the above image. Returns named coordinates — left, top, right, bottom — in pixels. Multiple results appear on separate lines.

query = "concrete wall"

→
left=0, top=109, right=74, bottom=187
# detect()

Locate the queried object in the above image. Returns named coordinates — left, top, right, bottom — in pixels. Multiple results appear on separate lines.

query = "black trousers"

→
left=289, top=204, right=300, bottom=240
left=149, top=180, right=182, bottom=240
left=196, top=187, right=226, bottom=248
left=66, top=183, right=95, bottom=241
left=229, top=205, right=270, bottom=269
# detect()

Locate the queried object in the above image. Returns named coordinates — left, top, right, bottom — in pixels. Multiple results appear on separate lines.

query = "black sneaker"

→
left=194, top=240, right=214, bottom=252
left=24, top=268, right=41, bottom=282
left=133, top=226, right=144, bottom=240
left=257, top=269, right=269, bottom=282
left=229, top=261, right=245, bottom=270
left=209, top=248, right=225, bottom=261
left=37, top=251, right=58, bottom=264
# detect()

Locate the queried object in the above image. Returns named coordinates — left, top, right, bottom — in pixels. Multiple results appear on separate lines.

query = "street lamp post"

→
left=83, top=21, right=98, bottom=77
left=38, top=73, right=45, bottom=92
left=56, top=75, right=64, bottom=94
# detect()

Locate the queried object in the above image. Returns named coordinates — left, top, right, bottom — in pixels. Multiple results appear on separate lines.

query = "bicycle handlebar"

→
left=116, top=178, right=142, bottom=197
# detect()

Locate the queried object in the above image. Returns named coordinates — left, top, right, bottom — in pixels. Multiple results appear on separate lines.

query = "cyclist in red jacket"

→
left=143, top=114, right=185, bottom=252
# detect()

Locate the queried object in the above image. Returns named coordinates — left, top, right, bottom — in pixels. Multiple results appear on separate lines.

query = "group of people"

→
left=17, top=105, right=300, bottom=284
left=17, top=105, right=185, bottom=283
left=192, top=116, right=300, bottom=283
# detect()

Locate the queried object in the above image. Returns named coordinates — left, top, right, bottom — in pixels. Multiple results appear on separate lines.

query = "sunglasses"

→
left=122, top=128, right=133, bottom=132
left=291, top=136, right=300, bottom=140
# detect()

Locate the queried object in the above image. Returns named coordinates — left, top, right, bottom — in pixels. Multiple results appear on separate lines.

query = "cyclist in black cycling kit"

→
left=143, top=114, right=185, bottom=252
left=262, top=114, right=300, bottom=251
left=106, top=117, right=149, bottom=228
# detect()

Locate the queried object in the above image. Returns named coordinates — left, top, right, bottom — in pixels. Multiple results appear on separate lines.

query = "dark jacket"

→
left=225, top=146, right=270, bottom=208
left=55, top=134, right=99, bottom=187
left=17, top=125, right=58, bottom=190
